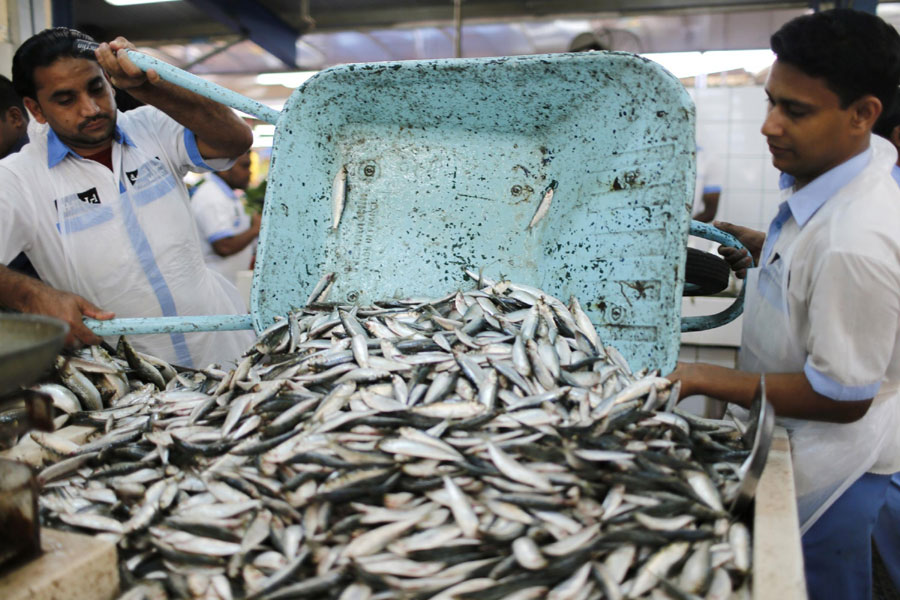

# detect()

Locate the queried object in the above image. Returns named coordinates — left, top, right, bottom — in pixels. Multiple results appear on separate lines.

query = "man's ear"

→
left=6, top=106, right=26, bottom=128
left=852, top=95, right=882, bottom=133
left=23, top=97, right=46, bottom=124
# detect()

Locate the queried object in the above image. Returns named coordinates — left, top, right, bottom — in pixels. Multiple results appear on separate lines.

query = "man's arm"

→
left=667, top=363, right=872, bottom=423
left=212, top=214, right=261, bottom=257
left=94, top=38, right=252, bottom=160
left=693, top=191, right=720, bottom=223
left=0, top=266, right=114, bottom=346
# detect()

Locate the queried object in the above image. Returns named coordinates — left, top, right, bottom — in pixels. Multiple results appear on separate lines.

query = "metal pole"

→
left=453, top=0, right=462, bottom=58
left=181, top=36, right=245, bottom=71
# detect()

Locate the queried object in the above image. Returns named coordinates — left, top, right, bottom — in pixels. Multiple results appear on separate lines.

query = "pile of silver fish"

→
left=31, top=273, right=753, bottom=600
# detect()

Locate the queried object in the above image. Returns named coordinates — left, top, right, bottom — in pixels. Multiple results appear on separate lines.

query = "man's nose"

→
left=760, top=108, right=782, bottom=138
left=78, top=95, right=101, bottom=116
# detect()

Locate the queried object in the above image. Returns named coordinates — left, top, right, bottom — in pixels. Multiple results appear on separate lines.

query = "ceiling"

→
left=64, top=1, right=819, bottom=71
left=52, top=0, right=896, bottom=108
left=70, top=1, right=816, bottom=45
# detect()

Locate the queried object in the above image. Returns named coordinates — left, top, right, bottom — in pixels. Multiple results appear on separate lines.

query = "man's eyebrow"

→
left=48, top=88, right=75, bottom=101
left=765, top=90, right=814, bottom=111
left=47, top=76, right=105, bottom=100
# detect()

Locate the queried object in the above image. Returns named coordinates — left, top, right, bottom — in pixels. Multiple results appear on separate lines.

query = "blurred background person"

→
left=191, top=150, right=260, bottom=284
left=0, top=74, right=29, bottom=157
left=871, top=86, right=900, bottom=595
left=0, top=75, right=39, bottom=280
left=693, top=144, right=722, bottom=223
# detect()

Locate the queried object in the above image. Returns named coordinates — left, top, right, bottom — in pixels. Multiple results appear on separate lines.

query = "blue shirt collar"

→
left=778, top=146, right=872, bottom=228
left=46, top=122, right=135, bottom=168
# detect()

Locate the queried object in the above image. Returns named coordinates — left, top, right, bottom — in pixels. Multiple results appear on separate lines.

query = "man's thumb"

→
left=78, top=298, right=115, bottom=320
left=713, top=220, right=738, bottom=234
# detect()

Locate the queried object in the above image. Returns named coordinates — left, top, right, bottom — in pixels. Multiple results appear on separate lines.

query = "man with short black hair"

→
left=191, top=150, right=260, bottom=284
left=670, top=10, right=900, bottom=599
left=0, top=74, right=39, bottom=280
left=0, top=27, right=255, bottom=367
left=0, top=74, right=28, bottom=157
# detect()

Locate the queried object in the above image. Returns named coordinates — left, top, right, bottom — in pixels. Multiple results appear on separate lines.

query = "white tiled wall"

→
left=690, top=85, right=783, bottom=235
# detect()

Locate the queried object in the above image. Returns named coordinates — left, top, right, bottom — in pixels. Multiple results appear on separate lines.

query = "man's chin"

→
left=770, top=156, right=792, bottom=174
left=75, top=128, right=115, bottom=147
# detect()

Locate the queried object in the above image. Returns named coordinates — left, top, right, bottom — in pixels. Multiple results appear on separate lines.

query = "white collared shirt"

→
left=0, top=106, right=254, bottom=367
left=190, top=173, right=255, bottom=283
left=757, top=136, right=900, bottom=401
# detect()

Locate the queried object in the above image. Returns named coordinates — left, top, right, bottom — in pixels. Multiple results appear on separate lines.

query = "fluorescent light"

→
left=642, top=49, right=775, bottom=79
left=642, top=52, right=702, bottom=79
left=105, top=0, right=179, bottom=5
left=256, top=71, right=318, bottom=88
left=252, top=124, right=276, bottom=148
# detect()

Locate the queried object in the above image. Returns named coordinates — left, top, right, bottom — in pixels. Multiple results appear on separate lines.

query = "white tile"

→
left=697, top=346, right=739, bottom=367
left=679, top=345, right=699, bottom=362
left=728, top=122, right=767, bottom=155
left=726, top=157, right=766, bottom=191
left=763, top=161, right=781, bottom=190
left=718, top=190, right=764, bottom=230
left=696, top=124, right=730, bottom=157
left=730, top=86, right=768, bottom=123
left=695, top=88, right=732, bottom=119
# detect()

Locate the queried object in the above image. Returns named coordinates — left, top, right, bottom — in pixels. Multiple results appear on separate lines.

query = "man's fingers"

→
left=108, top=36, right=135, bottom=52
left=71, top=321, right=103, bottom=347
left=718, top=246, right=747, bottom=261
left=94, top=42, right=117, bottom=72
left=77, top=298, right=115, bottom=321
left=713, top=220, right=742, bottom=235
left=114, top=49, right=145, bottom=79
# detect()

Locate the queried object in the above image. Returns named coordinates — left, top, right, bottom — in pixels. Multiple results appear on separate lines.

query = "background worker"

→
left=875, top=87, right=900, bottom=183
left=868, top=87, right=900, bottom=594
left=669, top=10, right=900, bottom=600
left=692, top=144, right=722, bottom=223
left=0, top=27, right=256, bottom=367
left=0, top=74, right=29, bottom=157
left=0, top=75, right=39, bottom=280
left=191, top=150, right=260, bottom=284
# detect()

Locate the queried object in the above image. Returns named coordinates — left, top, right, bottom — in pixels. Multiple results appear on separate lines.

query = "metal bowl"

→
left=0, top=314, right=68, bottom=396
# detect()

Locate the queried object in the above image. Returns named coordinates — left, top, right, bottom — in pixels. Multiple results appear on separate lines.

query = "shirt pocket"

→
left=757, top=258, right=787, bottom=313
left=55, top=191, right=114, bottom=234
left=126, top=158, right=178, bottom=207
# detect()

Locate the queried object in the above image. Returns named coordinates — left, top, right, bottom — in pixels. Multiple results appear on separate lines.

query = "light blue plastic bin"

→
left=86, top=51, right=743, bottom=373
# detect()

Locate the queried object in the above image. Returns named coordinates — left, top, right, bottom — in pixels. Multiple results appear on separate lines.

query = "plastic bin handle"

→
left=84, top=314, right=255, bottom=336
left=125, top=50, right=281, bottom=125
left=72, top=41, right=280, bottom=125
left=680, top=220, right=754, bottom=332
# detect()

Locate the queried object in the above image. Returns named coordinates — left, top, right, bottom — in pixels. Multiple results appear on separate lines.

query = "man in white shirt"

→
left=868, top=88, right=900, bottom=594
left=669, top=10, right=900, bottom=600
left=191, top=151, right=260, bottom=284
left=0, top=27, right=256, bottom=367
left=692, top=144, right=722, bottom=223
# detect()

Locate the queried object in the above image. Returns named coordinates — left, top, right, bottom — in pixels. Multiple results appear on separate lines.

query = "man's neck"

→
left=792, top=138, right=871, bottom=191
left=10, top=132, right=29, bottom=155
left=71, top=140, right=113, bottom=158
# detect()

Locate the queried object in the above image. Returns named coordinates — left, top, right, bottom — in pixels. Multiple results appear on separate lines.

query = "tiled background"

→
left=678, top=84, right=778, bottom=415
left=690, top=84, right=783, bottom=234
